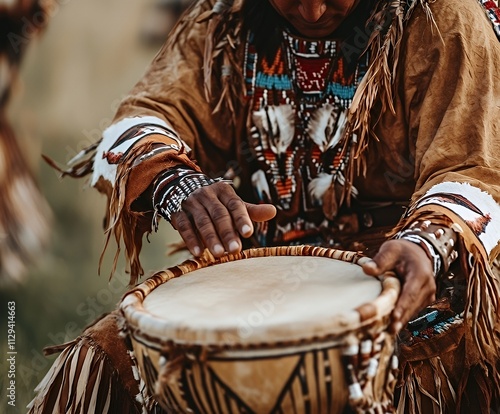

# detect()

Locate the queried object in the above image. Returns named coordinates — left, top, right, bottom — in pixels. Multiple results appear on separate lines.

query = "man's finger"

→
left=362, top=240, right=401, bottom=276
left=235, top=203, right=276, bottom=238
left=184, top=184, right=240, bottom=255
left=206, top=199, right=243, bottom=254
left=171, top=210, right=203, bottom=256
left=246, top=203, right=277, bottom=222
left=186, top=198, right=226, bottom=257
left=389, top=272, right=436, bottom=333
left=217, top=189, right=255, bottom=240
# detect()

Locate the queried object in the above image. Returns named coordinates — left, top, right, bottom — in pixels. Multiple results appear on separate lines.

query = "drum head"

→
left=121, top=247, right=398, bottom=348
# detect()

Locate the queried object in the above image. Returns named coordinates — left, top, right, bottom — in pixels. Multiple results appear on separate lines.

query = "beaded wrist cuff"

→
left=152, top=166, right=232, bottom=224
left=396, top=220, right=458, bottom=277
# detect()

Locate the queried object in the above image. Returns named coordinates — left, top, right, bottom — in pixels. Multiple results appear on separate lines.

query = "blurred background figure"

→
left=141, top=0, right=194, bottom=46
left=1, top=1, right=190, bottom=409
left=0, top=0, right=52, bottom=285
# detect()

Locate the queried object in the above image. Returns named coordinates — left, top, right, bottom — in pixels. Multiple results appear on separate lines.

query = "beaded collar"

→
left=479, top=0, right=500, bottom=39
left=244, top=30, right=368, bottom=110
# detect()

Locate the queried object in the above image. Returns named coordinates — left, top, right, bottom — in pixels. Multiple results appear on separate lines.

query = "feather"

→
left=308, top=172, right=333, bottom=204
left=329, top=110, right=348, bottom=151
left=307, top=104, right=343, bottom=151
left=252, top=105, right=295, bottom=155
left=251, top=170, right=271, bottom=202
left=308, top=104, right=335, bottom=149
left=269, top=105, right=295, bottom=154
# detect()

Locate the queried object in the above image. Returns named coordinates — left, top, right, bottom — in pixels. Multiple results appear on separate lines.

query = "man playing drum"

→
left=30, top=0, right=500, bottom=412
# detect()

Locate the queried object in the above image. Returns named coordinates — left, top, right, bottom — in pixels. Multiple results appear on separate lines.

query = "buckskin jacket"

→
left=30, top=0, right=500, bottom=413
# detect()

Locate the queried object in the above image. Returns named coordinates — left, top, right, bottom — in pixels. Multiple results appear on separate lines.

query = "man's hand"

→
left=362, top=239, right=437, bottom=334
left=170, top=182, right=276, bottom=257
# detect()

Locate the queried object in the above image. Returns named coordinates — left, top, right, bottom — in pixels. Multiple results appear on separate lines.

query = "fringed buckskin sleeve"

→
left=80, top=0, right=243, bottom=284
left=27, top=312, right=167, bottom=414
left=388, top=0, right=500, bottom=391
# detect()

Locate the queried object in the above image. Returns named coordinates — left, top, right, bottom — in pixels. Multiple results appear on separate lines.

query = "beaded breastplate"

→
left=244, top=30, right=369, bottom=245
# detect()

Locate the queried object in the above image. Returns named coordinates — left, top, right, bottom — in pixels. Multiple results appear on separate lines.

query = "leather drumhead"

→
left=134, top=254, right=384, bottom=346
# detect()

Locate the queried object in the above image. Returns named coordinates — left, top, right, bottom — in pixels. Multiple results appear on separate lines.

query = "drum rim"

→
left=120, top=245, right=400, bottom=350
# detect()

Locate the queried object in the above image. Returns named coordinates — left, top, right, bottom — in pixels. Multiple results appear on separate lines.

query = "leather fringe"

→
left=398, top=349, right=500, bottom=413
left=397, top=356, right=456, bottom=414
left=200, top=0, right=244, bottom=123
left=392, top=209, right=500, bottom=412
left=101, top=142, right=200, bottom=285
left=464, top=245, right=500, bottom=365
left=342, top=0, right=438, bottom=202
left=27, top=337, right=142, bottom=414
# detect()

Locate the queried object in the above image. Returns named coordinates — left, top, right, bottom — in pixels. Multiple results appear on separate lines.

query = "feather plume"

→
left=252, top=104, right=295, bottom=155
left=307, top=105, right=348, bottom=152
left=251, top=169, right=271, bottom=202
left=308, top=172, right=333, bottom=204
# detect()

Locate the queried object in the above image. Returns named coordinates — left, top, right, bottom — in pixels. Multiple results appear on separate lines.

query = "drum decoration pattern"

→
left=120, top=246, right=401, bottom=413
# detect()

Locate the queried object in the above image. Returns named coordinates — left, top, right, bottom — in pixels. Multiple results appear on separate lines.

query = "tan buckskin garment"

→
left=30, top=0, right=500, bottom=413
left=104, top=0, right=500, bottom=267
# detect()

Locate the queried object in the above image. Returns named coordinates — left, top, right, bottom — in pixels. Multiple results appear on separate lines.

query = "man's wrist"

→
left=395, top=220, right=458, bottom=277
left=152, top=166, right=232, bottom=225
left=398, top=233, right=443, bottom=276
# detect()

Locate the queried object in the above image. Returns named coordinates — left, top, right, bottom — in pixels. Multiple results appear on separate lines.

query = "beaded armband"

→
left=152, top=166, right=232, bottom=224
left=395, top=220, right=458, bottom=277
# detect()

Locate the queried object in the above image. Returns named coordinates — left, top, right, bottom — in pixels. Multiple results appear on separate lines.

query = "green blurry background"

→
left=0, top=1, right=191, bottom=411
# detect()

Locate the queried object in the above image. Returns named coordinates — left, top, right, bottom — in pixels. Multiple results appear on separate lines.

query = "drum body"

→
left=120, top=246, right=400, bottom=414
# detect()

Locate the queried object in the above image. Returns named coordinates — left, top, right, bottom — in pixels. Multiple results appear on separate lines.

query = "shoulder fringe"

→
left=342, top=0, right=439, bottom=200
left=201, top=0, right=245, bottom=122
left=391, top=209, right=500, bottom=408
left=27, top=338, right=142, bottom=414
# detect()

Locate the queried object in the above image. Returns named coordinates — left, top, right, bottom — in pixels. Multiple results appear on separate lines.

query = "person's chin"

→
left=296, top=28, right=335, bottom=39
left=292, top=20, right=341, bottom=39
